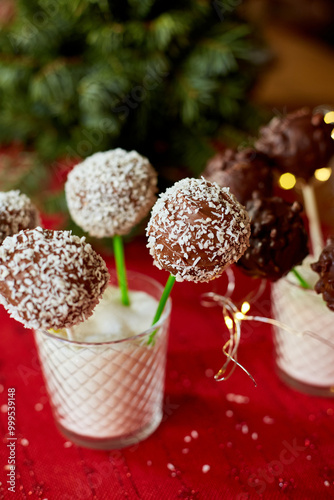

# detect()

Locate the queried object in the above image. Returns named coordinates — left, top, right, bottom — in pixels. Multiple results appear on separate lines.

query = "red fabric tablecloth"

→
left=0, top=237, right=333, bottom=500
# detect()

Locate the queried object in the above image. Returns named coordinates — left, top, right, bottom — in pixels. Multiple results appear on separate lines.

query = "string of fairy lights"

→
left=202, top=289, right=334, bottom=386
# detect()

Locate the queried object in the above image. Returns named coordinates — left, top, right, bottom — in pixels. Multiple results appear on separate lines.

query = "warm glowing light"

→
left=235, top=312, right=244, bottom=321
left=279, top=172, right=297, bottom=190
left=224, top=316, right=233, bottom=330
left=332, top=129, right=334, bottom=140
left=48, top=328, right=66, bottom=336
left=324, top=111, right=334, bottom=124
left=314, top=167, right=332, bottom=182
left=241, top=301, right=251, bottom=314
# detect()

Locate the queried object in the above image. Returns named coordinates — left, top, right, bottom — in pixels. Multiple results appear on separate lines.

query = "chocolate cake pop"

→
left=203, top=148, right=273, bottom=205
left=0, top=190, right=40, bottom=244
left=311, top=237, right=334, bottom=311
left=255, top=108, right=334, bottom=181
left=0, top=227, right=109, bottom=330
left=146, top=178, right=251, bottom=283
left=237, top=195, right=309, bottom=281
left=65, top=149, right=158, bottom=238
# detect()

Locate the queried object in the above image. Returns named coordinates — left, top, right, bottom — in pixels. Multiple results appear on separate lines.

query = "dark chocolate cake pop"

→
left=237, top=195, right=309, bottom=281
left=0, top=190, right=40, bottom=244
left=203, top=148, right=273, bottom=205
left=65, top=149, right=158, bottom=238
left=255, top=108, right=334, bottom=181
left=146, top=178, right=251, bottom=282
left=311, top=237, right=334, bottom=311
left=0, top=227, right=110, bottom=330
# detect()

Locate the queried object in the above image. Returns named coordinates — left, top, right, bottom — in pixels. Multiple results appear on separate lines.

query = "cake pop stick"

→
left=65, top=149, right=158, bottom=306
left=301, top=182, right=324, bottom=258
left=151, top=274, right=176, bottom=326
left=113, top=234, right=130, bottom=306
left=291, top=268, right=311, bottom=289
left=147, top=274, right=175, bottom=345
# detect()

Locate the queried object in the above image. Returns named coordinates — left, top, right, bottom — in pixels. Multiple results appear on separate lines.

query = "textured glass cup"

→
left=34, top=271, right=171, bottom=449
left=272, top=264, right=334, bottom=396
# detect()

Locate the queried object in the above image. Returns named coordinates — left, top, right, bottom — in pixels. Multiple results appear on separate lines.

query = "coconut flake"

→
left=0, top=227, right=109, bottom=330
left=65, top=149, right=157, bottom=237
left=146, top=178, right=250, bottom=282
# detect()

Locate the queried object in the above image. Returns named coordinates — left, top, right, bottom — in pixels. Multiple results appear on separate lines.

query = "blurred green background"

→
left=0, top=0, right=333, bottom=233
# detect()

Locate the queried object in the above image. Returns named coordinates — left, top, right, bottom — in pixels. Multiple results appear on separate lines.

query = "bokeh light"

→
left=314, top=167, right=332, bottom=182
left=324, top=111, right=334, bottom=124
left=224, top=316, right=233, bottom=330
left=241, top=301, right=250, bottom=314
left=279, top=172, right=297, bottom=190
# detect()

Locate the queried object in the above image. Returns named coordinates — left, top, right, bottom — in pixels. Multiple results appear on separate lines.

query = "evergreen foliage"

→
left=0, top=0, right=264, bottom=214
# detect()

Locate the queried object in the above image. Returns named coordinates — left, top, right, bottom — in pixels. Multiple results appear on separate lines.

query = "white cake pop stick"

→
left=302, top=183, right=324, bottom=258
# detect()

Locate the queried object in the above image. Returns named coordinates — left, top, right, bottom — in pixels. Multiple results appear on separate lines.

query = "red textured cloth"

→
left=0, top=237, right=334, bottom=500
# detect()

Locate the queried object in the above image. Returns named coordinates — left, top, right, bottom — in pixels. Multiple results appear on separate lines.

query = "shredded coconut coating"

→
left=0, top=190, right=40, bottom=244
left=65, top=149, right=158, bottom=237
left=146, top=178, right=251, bottom=282
left=0, top=227, right=110, bottom=330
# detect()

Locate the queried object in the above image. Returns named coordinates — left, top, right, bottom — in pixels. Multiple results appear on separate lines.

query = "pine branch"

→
left=0, top=0, right=264, bottom=219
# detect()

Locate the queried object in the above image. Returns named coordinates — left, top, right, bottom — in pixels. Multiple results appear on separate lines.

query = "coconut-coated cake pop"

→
left=0, top=227, right=110, bottom=330
left=203, top=148, right=274, bottom=205
left=255, top=108, right=334, bottom=181
left=0, top=190, right=40, bottom=244
left=311, top=237, right=334, bottom=311
left=237, top=195, right=309, bottom=281
left=65, top=149, right=157, bottom=238
left=146, top=178, right=251, bottom=282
